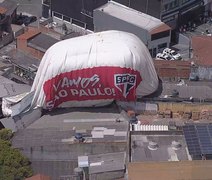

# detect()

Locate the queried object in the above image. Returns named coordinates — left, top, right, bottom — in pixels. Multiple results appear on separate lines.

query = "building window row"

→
left=52, top=11, right=87, bottom=29
left=163, top=0, right=180, bottom=12
left=53, top=12, right=62, bottom=19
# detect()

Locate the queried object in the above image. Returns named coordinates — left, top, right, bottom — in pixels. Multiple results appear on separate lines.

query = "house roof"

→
left=95, top=1, right=165, bottom=32
left=150, top=23, right=171, bottom=34
left=28, top=33, right=59, bottom=53
left=25, top=174, right=51, bottom=180
left=0, top=6, right=6, bottom=14
left=0, top=0, right=17, bottom=16
left=192, top=35, right=212, bottom=66
left=128, top=161, right=212, bottom=180
left=17, top=28, right=41, bottom=40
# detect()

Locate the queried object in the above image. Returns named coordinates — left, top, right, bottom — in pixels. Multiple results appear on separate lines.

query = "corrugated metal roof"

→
left=95, top=1, right=163, bottom=31
left=89, top=152, right=126, bottom=174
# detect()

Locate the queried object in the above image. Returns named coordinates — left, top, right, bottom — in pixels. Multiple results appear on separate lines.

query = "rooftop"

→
left=0, top=0, right=17, bottom=16
left=12, top=105, right=129, bottom=179
left=17, top=28, right=41, bottom=40
left=0, top=6, right=6, bottom=14
left=160, top=82, right=212, bottom=100
left=192, top=35, right=212, bottom=66
left=28, top=33, right=59, bottom=53
left=7, top=49, right=40, bottom=68
left=131, top=131, right=190, bottom=162
left=128, top=160, right=212, bottom=180
left=88, top=152, right=126, bottom=174
left=0, top=75, right=31, bottom=98
left=25, top=174, right=51, bottom=180
left=95, top=1, right=168, bottom=32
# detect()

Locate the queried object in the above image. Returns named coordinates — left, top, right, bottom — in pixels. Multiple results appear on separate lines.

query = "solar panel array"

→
left=183, top=124, right=212, bottom=156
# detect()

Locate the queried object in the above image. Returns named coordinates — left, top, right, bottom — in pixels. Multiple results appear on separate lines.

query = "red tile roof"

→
left=0, top=6, right=7, bottom=14
left=25, top=174, right=51, bottom=180
left=150, top=23, right=171, bottom=34
left=192, top=35, right=212, bottom=66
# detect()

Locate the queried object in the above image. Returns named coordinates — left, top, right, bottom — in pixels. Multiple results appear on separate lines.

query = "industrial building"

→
left=12, top=105, right=129, bottom=179
left=128, top=160, right=212, bottom=180
left=130, top=130, right=190, bottom=162
left=94, top=1, right=171, bottom=57
left=41, top=0, right=210, bottom=31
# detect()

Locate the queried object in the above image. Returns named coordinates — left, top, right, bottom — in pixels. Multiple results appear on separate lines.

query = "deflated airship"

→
left=31, top=30, right=158, bottom=109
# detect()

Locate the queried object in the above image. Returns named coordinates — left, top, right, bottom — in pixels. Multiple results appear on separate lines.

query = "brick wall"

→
left=154, top=60, right=191, bottom=79
left=16, top=28, right=44, bottom=60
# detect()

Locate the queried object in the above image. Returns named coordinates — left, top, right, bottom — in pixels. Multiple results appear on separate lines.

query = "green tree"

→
left=0, top=129, right=33, bottom=180
left=0, top=129, right=13, bottom=141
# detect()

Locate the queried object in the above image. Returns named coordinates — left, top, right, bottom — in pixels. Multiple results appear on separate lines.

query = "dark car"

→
left=23, top=16, right=37, bottom=26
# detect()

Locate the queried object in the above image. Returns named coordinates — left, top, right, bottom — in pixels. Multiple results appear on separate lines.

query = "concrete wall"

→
left=154, top=60, right=191, bottom=79
left=158, top=102, right=212, bottom=113
left=13, top=27, right=24, bottom=38
left=90, top=170, right=125, bottom=180
left=52, top=16, right=92, bottom=35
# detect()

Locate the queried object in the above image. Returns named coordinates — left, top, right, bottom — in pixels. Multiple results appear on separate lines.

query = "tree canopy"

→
left=0, top=129, right=33, bottom=180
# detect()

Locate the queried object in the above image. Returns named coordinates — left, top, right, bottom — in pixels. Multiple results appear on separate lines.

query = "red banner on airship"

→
left=43, top=66, right=142, bottom=109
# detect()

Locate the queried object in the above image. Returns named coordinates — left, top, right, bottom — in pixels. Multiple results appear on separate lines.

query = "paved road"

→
left=12, top=0, right=42, bottom=17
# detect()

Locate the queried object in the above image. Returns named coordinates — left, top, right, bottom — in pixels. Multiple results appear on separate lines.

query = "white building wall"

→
left=148, top=36, right=171, bottom=52
left=93, top=9, right=149, bottom=46
left=93, top=9, right=170, bottom=56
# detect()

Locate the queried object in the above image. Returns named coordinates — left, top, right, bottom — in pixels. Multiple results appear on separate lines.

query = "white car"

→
left=156, top=53, right=173, bottom=61
left=163, top=48, right=182, bottom=60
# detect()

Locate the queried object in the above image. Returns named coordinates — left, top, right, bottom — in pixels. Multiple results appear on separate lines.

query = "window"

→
left=63, top=15, right=70, bottom=22
left=53, top=12, right=62, bottom=19
left=151, top=30, right=170, bottom=41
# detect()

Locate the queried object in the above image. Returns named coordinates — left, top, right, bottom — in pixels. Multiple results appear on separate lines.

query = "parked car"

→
left=13, top=14, right=37, bottom=26
left=156, top=53, right=173, bottom=61
left=24, top=16, right=37, bottom=26
left=163, top=48, right=182, bottom=60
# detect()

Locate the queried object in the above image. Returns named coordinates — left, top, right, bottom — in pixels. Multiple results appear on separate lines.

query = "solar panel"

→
left=183, top=124, right=212, bottom=156
left=198, top=125, right=212, bottom=154
left=183, top=125, right=201, bottom=155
